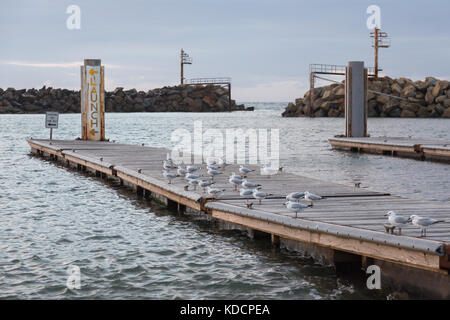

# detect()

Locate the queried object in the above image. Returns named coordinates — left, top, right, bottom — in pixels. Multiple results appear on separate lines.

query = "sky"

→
left=1, top=0, right=449, bottom=102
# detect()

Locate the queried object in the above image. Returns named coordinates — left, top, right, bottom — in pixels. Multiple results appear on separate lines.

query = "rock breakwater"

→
left=0, top=85, right=252, bottom=114
left=282, top=77, right=450, bottom=118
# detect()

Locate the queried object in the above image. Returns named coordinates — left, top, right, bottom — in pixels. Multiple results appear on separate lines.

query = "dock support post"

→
left=136, top=186, right=144, bottom=199
left=271, top=234, right=280, bottom=247
left=81, top=59, right=105, bottom=141
left=345, top=61, right=368, bottom=137
left=178, top=203, right=186, bottom=214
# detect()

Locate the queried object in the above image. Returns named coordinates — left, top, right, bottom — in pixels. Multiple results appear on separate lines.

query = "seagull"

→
left=261, top=165, right=282, bottom=178
left=162, top=170, right=179, bottom=184
left=384, top=211, right=411, bottom=235
left=187, top=178, right=200, bottom=190
left=239, top=188, right=254, bottom=204
left=252, top=187, right=269, bottom=205
left=207, top=164, right=221, bottom=171
left=286, top=192, right=305, bottom=202
left=163, top=160, right=177, bottom=170
left=185, top=172, right=200, bottom=180
left=186, top=165, right=199, bottom=173
left=284, top=201, right=310, bottom=218
left=304, top=191, right=322, bottom=206
left=229, top=173, right=243, bottom=191
left=177, top=166, right=188, bottom=177
left=207, top=168, right=222, bottom=180
left=199, top=180, right=215, bottom=192
left=239, top=165, right=254, bottom=177
left=206, top=186, right=225, bottom=198
left=241, top=179, right=261, bottom=189
left=410, top=215, right=445, bottom=237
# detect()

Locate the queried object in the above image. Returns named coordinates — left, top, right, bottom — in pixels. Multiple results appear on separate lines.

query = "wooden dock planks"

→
left=329, top=136, right=450, bottom=162
left=27, top=139, right=450, bottom=273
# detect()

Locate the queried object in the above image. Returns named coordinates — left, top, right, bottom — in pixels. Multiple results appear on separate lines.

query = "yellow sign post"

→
left=81, top=59, right=105, bottom=140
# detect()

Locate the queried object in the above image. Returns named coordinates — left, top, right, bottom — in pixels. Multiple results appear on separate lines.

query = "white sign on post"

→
left=45, top=112, right=59, bottom=129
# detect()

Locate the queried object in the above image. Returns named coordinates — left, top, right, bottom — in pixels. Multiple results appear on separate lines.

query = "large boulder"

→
left=401, top=84, right=416, bottom=98
left=391, top=82, right=402, bottom=95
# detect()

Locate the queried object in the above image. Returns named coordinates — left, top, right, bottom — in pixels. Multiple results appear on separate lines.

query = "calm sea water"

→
left=1, top=103, right=449, bottom=299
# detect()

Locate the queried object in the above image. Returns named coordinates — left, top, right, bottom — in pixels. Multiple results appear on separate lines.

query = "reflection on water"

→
left=0, top=105, right=448, bottom=299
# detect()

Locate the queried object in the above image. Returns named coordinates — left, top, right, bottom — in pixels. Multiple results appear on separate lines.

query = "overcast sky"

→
left=1, top=0, right=449, bottom=102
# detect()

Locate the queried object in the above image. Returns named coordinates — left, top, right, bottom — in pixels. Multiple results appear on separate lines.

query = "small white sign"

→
left=45, top=112, right=59, bottom=129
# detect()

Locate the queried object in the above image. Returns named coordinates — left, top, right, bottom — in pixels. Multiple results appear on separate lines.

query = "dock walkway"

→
left=329, top=136, right=450, bottom=162
left=27, top=138, right=450, bottom=297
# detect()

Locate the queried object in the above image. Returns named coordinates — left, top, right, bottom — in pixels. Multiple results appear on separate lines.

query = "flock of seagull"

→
left=162, top=154, right=445, bottom=238
left=161, top=154, right=322, bottom=212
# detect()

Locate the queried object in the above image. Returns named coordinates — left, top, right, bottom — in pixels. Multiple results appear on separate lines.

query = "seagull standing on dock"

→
left=286, top=192, right=305, bottom=202
left=252, top=187, right=270, bottom=205
left=261, top=165, right=282, bottom=178
left=162, top=170, right=179, bottom=184
left=206, top=186, right=225, bottom=199
left=384, top=211, right=411, bottom=235
left=239, top=165, right=254, bottom=177
left=303, top=191, right=322, bottom=206
left=241, top=179, right=261, bottom=189
left=185, top=172, right=200, bottom=180
left=199, top=180, right=215, bottom=192
left=410, top=215, right=445, bottom=237
left=284, top=201, right=310, bottom=218
left=207, top=168, right=222, bottom=181
left=186, top=165, right=199, bottom=173
left=207, top=164, right=221, bottom=171
left=177, top=165, right=188, bottom=177
left=187, top=178, right=201, bottom=191
left=229, top=173, right=243, bottom=191
left=239, top=188, right=254, bottom=204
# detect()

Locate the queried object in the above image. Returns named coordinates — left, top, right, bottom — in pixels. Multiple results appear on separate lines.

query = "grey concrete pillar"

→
left=345, top=61, right=368, bottom=137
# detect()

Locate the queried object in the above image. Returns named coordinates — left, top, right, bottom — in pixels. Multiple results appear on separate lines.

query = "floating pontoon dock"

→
left=28, top=138, right=450, bottom=298
left=329, top=137, right=450, bottom=163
